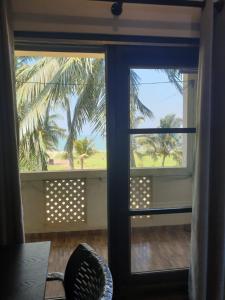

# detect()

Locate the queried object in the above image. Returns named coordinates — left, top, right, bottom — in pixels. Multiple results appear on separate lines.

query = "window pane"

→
left=131, top=214, right=191, bottom=273
left=130, top=133, right=194, bottom=169
left=130, top=69, right=197, bottom=129
left=15, top=52, right=106, bottom=172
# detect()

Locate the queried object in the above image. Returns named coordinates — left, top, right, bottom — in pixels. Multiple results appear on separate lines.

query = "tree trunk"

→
left=68, top=149, right=74, bottom=169
left=65, top=97, right=74, bottom=169
left=162, top=155, right=166, bottom=167
left=130, top=144, right=136, bottom=168
left=80, top=157, right=84, bottom=169
left=41, top=160, right=48, bottom=171
left=41, top=104, right=50, bottom=171
left=40, top=152, right=48, bottom=171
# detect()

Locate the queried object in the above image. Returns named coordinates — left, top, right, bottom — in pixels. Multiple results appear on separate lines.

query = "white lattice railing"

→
left=130, top=176, right=152, bottom=210
left=45, top=176, right=153, bottom=224
left=45, top=179, right=86, bottom=224
left=20, top=170, right=192, bottom=234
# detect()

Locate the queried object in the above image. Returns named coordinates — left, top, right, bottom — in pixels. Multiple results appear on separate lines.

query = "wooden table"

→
left=0, top=241, right=51, bottom=300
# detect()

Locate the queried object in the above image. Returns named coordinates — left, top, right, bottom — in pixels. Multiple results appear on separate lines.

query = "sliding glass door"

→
left=106, top=45, right=198, bottom=296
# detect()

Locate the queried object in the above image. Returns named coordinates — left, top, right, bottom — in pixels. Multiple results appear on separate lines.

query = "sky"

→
left=134, top=69, right=183, bottom=128
left=56, top=68, right=183, bottom=151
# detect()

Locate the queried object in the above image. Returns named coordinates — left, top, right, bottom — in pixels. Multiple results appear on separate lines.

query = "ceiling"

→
left=12, top=0, right=201, bottom=38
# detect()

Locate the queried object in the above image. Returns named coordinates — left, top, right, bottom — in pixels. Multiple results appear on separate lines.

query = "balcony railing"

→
left=20, top=169, right=192, bottom=234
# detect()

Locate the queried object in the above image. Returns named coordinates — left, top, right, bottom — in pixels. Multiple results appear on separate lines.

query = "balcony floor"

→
left=26, top=225, right=190, bottom=299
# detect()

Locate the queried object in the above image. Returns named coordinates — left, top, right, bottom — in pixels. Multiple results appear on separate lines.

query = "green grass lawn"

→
left=47, top=151, right=182, bottom=171
left=48, top=151, right=107, bottom=171
left=134, top=153, right=181, bottom=168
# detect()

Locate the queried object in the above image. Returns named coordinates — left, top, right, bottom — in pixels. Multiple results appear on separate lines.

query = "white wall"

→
left=12, top=0, right=200, bottom=38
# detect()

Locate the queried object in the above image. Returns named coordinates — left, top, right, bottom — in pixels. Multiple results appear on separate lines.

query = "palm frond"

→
left=161, top=69, right=183, bottom=94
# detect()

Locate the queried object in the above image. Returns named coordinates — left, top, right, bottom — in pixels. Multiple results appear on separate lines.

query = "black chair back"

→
left=64, top=243, right=113, bottom=300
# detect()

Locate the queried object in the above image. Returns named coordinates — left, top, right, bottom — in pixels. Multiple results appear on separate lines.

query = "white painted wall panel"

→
left=12, top=0, right=201, bottom=38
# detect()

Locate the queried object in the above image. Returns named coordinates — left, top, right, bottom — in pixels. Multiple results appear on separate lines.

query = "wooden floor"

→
left=131, top=226, right=190, bottom=272
left=26, top=225, right=190, bottom=299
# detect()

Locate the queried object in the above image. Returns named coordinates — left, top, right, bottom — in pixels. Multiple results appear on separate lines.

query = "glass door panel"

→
left=129, top=67, right=197, bottom=274
left=106, top=45, right=198, bottom=292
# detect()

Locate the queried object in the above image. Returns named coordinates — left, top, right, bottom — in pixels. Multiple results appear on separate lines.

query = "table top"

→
left=0, top=241, right=51, bottom=300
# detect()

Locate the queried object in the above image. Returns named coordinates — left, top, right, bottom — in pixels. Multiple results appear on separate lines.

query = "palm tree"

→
left=16, top=56, right=153, bottom=170
left=163, top=69, right=183, bottom=94
left=129, top=69, right=183, bottom=168
left=16, top=56, right=94, bottom=169
left=159, top=114, right=183, bottom=166
left=18, top=102, right=65, bottom=171
left=139, top=114, right=183, bottom=167
left=130, top=116, right=145, bottom=168
left=74, top=138, right=95, bottom=169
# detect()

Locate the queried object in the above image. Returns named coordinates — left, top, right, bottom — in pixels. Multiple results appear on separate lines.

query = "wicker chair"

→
left=47, top=243, right=113, bottom=300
